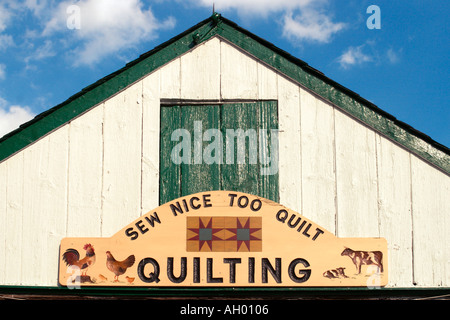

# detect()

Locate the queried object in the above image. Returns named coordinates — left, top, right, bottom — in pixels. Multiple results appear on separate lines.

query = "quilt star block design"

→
left=186, top=216, right=262, bottom=252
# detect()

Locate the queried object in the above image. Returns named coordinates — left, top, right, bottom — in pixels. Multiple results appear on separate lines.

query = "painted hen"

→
left=62, top=243, right=96, bottom=275
left=106, top=251, right=135, bottom=282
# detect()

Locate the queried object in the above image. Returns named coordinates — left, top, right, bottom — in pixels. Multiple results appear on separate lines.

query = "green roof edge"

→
left=0, top=15, right=217, bottom=163
left=0, top=13, right=449, bottom=175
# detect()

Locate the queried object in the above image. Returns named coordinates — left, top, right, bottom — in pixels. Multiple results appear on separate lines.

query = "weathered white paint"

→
left=376, top=134, right=413, bottom=287
left=181, top=37, right=221, bottom=100
left=19, top=127, right=68, bottom=285
left=411, top=155, right=450, bottom=286
left=0, top=160, right=6, bottom=285
left=141, top=70, right=161, bottom=214
left=67, top=106, right=103, bottom=238
left=335, top=109, right=379, bottom=238
left=257, top=61, right=278, bottom=100
left=0, top=36, right=449, bottom=288
left=277, top=74, right=301, bottom=213
left=160, top=57, right=181, bottom=99
left=300, top=90, right=337, bottom=234
left=3, top=153, right=24, bottom=284
left=220, top=41, right=258, bottom=100
left=102, top=83, right=143, bottom=237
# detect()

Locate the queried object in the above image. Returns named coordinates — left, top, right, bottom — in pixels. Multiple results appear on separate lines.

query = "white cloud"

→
left=189, top=0, right=344, bottom=44
left=337, top=45, right=372, bottom=68
left=24, top=40, right=56, bottom=65
left=0, top=4, right=11, bottom=32
left=0, top=33, right=13, bottom=50
left=43, top=0, right=176, bottom=66
left=386, top=48, right=400, bottom=64
left=337, top=44, right=401, bottom=69
left=23, top=0, right=49, bottom=15
left=0, top=63, right=5, bottom=79
left=282, top=8, right=345, bottom=43
left=0, top=98, right=36, bottom=138
left=193, top=0, right=314, bottom=17
left=0, top=3, right=14, bottom=50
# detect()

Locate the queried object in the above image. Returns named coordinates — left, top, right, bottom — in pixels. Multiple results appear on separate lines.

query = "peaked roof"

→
left=1, top=13, right=449, bottom=174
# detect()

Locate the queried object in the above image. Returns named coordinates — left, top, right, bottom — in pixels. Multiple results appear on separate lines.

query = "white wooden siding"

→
left=0, top=36, right=449, bottom=288
left=376, top=134, right=414, bottom=287
left=411, top=155, right=450, bottom=286
left=3, top=152, right=24, bottom=284
left=278, top=75, right=301, bottom=212
left=25, top=127, right=69, bottom=285
left=67, top=105, right=103, bottom=238
left=141, top=70, right=161, bottom=213
left=300, top=90, right=337, bottom=234
left=220, top=41, right=258, bottom=100
left=0, top=159, right=6, bottom=285
left=181, top=38, right=221, bottom=100
left=102, top=83, right=143, bottom=237
left=335, top=109, right=379, bottom=238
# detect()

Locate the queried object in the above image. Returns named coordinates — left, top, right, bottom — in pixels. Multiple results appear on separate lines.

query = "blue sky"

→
left=0, top=0, right=448, bottom=147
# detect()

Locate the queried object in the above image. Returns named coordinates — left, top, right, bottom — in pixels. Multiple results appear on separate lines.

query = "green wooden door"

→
left=159, top=101, right=278, bottom=204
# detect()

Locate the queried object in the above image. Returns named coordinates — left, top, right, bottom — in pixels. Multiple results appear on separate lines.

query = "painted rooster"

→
left=62, top=243, right=96, bottom=276
left=106, top=251, right=135, bottom=282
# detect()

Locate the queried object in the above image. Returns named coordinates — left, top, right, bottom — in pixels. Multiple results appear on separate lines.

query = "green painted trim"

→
left=0, top=16, right=218, bottom=163
left=0, top=13, right=448, bottom=175
left=213, top=16, right=450, bottom=174
left=0, top=285, right=448, bottom=299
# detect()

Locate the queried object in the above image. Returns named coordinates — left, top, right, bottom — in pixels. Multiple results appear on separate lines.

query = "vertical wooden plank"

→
left=181, top=38, right=221, bottom=100
left=142, top=71, right=161, bottom=212
left=256, top=60, right=279, bottom=201
left=376, top=134, right=413, bottom=287
left=335, top=110, right=378, bottom=238
left=411, top=155, right=450, bottom=286
left=160, top=58, right=181, bottom=99
left=257, top=62, right=278, bottom=100
left=181, top=105, right=221, bottom=196
left=277, top=75, right=302, bottom=212
left=22, top=126, right=69, bottom=285
left=67, top=106, right=104, bottom=237
left=102, top=83, right=143, bottom=236
left=221, top=103, right=260, bottom=196
left=257, top=100, right=279, bottom=202
left=300, top=90, right=336, bottom=233
left=4, top=153, right=23, bottom=284
left=220, top=40, right=258, bottom=99
left=18, top=146, right=36, bottom=285
left=0, top=162, right=6, bottom=284
left=160, top=102, right=279, bottom=204
left=159, top=105, right=182, bottom=204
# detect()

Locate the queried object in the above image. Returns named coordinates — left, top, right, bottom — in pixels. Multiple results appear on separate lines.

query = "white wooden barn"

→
left=0, top=14, right=448, bottom=298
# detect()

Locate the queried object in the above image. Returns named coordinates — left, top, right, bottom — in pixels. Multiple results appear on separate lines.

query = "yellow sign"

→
left=58, top=191, right=388, bottom=287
